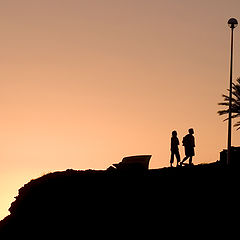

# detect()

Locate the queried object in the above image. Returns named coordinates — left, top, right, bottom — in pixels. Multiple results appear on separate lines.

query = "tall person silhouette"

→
left=180, top=128, right=195, bottom=166
left=170, top=130, right=181, bottom=167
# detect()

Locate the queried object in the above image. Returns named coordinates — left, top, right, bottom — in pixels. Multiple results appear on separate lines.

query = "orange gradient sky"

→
left=1, top=0, right=240, bottom=219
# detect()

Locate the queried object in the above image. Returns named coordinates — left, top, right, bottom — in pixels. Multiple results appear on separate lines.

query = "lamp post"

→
left=227, top=18, right=238, bottom=165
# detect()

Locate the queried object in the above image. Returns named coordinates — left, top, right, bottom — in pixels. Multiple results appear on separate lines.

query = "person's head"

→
left=188, top=128, right=194, bottom=134
left=172, top=130, right=177, bottom=137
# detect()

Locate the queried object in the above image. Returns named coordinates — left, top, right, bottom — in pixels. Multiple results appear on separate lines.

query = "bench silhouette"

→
left=113, top=155, right=152, bottom=171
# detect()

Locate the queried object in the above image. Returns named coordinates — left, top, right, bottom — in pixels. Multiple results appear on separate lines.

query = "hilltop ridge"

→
left=0, top=161, right=239, bottom=237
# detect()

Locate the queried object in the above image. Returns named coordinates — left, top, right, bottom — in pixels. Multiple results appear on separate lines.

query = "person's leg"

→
left=170, top=152, right=174, bottom=167
left=176, top=151, right=180, bottom=166
left=189, top=156, right=193, bottom=165
left=181, top=156, right=189, bottom=165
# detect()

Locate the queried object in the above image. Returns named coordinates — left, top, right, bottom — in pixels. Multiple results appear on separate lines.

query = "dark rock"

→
left=0, top=161, right=238, bottom=237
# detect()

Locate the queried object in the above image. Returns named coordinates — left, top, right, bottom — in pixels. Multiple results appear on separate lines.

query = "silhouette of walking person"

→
left=170, top=130, right=181, bottom=167
left=180, top=128, right=195, bottom=166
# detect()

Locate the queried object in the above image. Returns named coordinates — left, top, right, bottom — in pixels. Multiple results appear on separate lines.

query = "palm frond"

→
left=218, top=77, right=240, bottom=130
left=218, top=109, right=229, bottom=115
left=234, top=121, right=240, bottom=130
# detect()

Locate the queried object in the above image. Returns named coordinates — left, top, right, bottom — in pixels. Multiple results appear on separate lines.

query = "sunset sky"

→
left=1, top=0, right=240, bottom=219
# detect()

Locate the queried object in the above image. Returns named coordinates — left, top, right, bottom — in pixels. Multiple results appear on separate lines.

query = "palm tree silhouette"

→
left=218, top=77, right=240, bottom=130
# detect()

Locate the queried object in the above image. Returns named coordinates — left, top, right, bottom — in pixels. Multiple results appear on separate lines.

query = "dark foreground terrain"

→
left=0, top=161, right=239, bottom=237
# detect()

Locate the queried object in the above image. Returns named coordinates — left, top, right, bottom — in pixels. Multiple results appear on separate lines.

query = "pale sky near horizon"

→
left=1, top=0, right=240, bottom=219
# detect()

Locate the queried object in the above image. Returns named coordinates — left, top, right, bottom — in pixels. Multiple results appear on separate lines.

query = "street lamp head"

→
left=228, top=18, right=238, bottom=29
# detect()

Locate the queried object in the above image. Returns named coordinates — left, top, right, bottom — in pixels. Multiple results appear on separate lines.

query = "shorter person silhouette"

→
left=180, top=128, right=195, bottom=166
left=170, top=130, right=181, bottom=167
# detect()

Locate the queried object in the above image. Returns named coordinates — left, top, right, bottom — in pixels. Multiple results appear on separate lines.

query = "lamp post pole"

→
left=227, top=18, right=238, bottom=165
